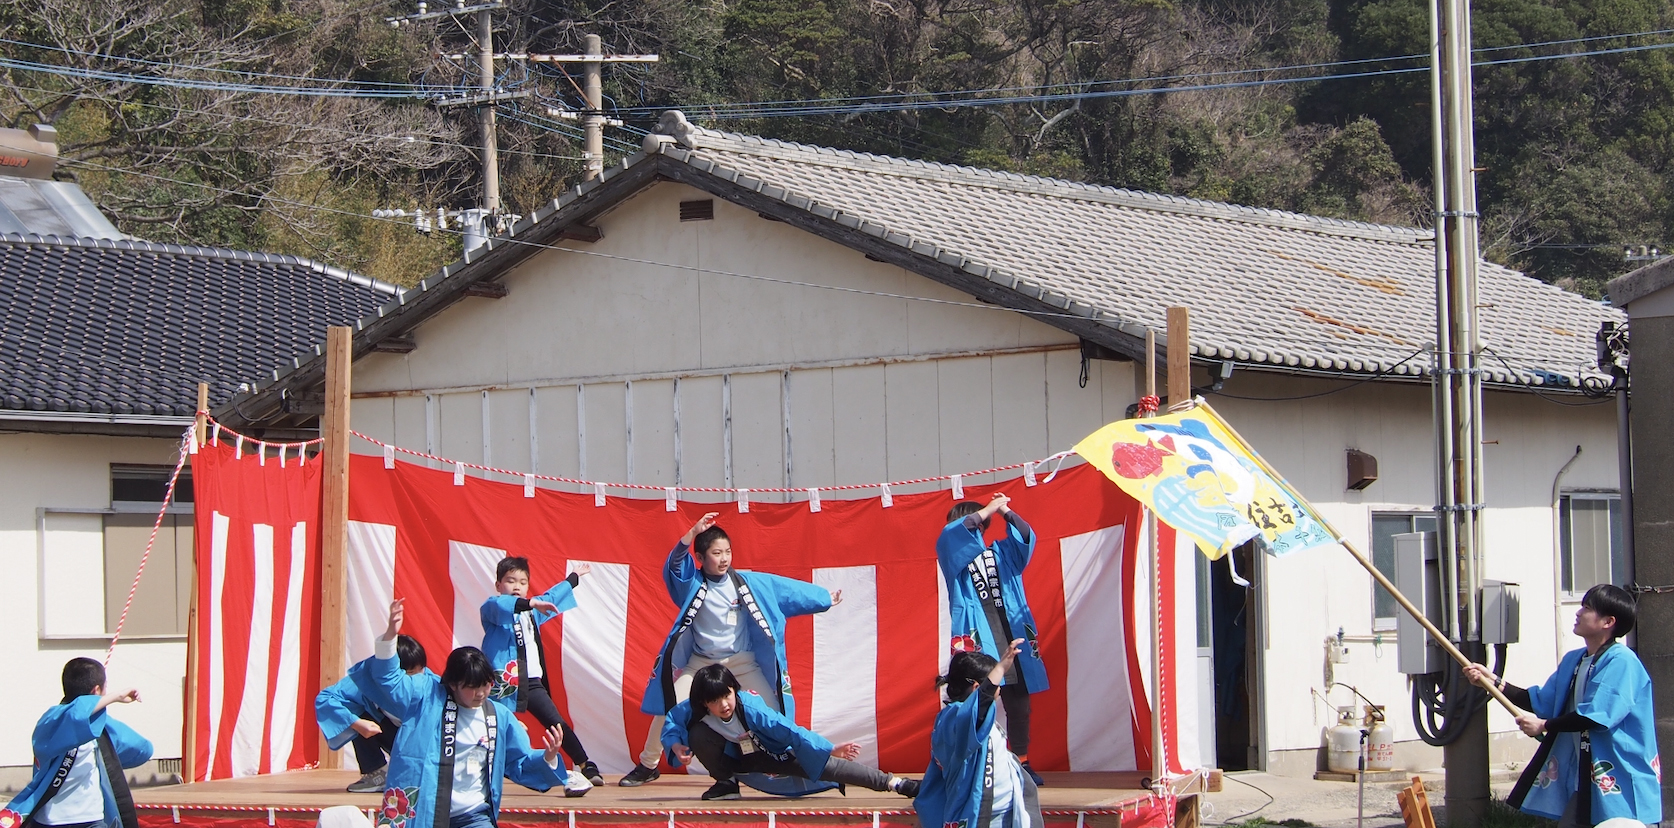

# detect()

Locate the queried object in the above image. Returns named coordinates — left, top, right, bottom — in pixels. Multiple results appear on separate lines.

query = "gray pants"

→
left=687, top=721, right=893, bottom=791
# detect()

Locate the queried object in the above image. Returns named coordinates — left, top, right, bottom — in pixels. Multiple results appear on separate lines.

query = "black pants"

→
left=1001, top=683, right=1032, bottom=757
left=688, top=721, right=892, bottom=791
left=351, top=716, right=399, bottom=772
left=524, top=683, right=590, bottom=765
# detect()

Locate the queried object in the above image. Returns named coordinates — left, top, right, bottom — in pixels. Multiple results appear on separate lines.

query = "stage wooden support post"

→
left=319, top=326, right=353, bottom=769
left=183, top=382, right=209, bottom=784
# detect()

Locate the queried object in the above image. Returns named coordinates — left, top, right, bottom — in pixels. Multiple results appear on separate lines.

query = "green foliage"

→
left=5, top=0, right=1670, bottom=293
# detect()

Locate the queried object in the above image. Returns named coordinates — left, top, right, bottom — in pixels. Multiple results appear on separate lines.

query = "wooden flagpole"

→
left=319, top=326, right=353, bottom=769
left=183, top=382, right=208, bottom=784
left=1193, top=400, right=1526, bottom=718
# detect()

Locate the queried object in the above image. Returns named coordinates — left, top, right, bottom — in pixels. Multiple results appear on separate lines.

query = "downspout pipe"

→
left=1551, top=445, right=1583, bottom=664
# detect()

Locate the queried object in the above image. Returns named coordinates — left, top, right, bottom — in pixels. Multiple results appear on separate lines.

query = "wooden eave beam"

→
left=464, top=282, right=509, bottom=299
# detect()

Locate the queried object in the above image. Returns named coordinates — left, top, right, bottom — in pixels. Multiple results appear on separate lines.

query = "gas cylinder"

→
left=1365, top=705, right=1396, bottom=771
left=1326, top=706, right=1363, bottom=773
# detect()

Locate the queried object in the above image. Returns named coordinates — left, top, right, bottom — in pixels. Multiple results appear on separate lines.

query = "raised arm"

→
left=351, top=599, right=431, bottom=722
left=994, top=506, right=1036, bottom=570
left=759, top=573, right=835, bottom=618
left=937, top=494, right=1010, bottom=571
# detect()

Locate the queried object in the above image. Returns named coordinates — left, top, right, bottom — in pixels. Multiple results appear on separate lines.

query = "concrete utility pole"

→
left=478, top=7, right=499, bottom=212
left=583, top=34, right=604, bottom=181
left=1429, top=0, right=1489, bottom=819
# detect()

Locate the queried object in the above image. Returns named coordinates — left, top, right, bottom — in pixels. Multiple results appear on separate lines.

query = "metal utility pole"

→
left=1429, top=0, right=1489, bottom=818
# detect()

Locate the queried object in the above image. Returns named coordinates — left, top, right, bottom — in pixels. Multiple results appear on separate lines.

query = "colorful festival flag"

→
left=1073, top=403, right=1338, bottom=559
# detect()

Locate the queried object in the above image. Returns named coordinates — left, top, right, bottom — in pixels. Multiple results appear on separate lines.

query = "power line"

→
left=5, top=81, right=590, bottom=163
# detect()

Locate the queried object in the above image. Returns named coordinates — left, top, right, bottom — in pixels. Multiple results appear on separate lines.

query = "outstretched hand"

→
left=832, top=741, right=862, bottom=760
left=530, top=599, right=559, bottom=614
left=95, top=687, right=140, bottom=713
left=830, top=589, right=844, bottom=607
left=542, top=724, right=565, bottom=764
left=988, top=638, right=1024, bottom=686
left=383, top=598, right=406, bottom=641
left=573, top=562, right=592, bottom=578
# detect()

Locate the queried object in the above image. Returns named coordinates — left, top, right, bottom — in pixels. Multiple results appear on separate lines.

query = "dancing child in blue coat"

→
left=937, top=493, right=1047, bottom=786
left=621, top=512, right=840, bottom=787
left=479, top=557, right=601, bottom=786
left=316, top=635, right=430, bottom=794
left=2, top=658, right=153, bottom=828
left=662, top=664, right=919, bottom=801
left=351, top=599, right=587, bottom=828
left=916, top=639, right=1042, bottom=828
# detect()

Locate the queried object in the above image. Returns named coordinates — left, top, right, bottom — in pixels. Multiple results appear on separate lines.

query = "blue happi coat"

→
left=661, top=689, right=838, bottom=796
left=639, top=541, right=833, bottom=717
left=2, top=696, right=153, bottom=826
left=936, top=517, right=1048, bottom=693
left=349, top=650, right=566, bottom=828
left=316, top=669, right=437, bottom=750
left=481, top=579, right=578, bottom=700
left=1518, top=644, right=1662, bottom=825
left=915, top=682, right=1039, bottom=828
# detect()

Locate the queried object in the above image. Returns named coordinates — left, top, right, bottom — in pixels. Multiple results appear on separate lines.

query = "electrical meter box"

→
left=1483, top=580, right=1520, bottom=644
left=1395, top=531, right=1444, bottom=675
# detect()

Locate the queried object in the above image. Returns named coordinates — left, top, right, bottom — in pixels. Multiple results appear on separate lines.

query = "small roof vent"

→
left=680, top=199, right=714, bottom=222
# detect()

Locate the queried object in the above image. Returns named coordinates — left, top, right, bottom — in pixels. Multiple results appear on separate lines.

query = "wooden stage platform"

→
left=133, top=769, right=1204, bottom=828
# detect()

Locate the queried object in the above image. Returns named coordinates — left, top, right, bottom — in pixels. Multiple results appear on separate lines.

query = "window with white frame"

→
left=39, top=465, right=194, bottom=639
left=1559, top=493, right=1623, bottom=596
left=1371, top=512, right=1437, bottom=630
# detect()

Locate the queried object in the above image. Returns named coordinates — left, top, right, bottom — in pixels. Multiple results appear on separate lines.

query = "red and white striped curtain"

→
left=190, top=438, right=1194, bottom=779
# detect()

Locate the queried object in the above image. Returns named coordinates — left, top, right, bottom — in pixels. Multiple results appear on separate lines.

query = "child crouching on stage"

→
left=317, top=634, right=430, bottom=793
left=351, top=599, right=589, bottom=828
left=663, top=664, right=920, bottom=801
left=915, top=639, right=1042, bottom=828
left=2, top=657, right=153, bottom=828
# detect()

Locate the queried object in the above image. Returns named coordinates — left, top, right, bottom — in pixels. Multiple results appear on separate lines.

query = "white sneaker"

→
left=563, top=768, right=593, bottom=798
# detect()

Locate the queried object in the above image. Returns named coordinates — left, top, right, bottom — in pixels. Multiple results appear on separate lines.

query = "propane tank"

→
left=1365, top=705, right=1396, bottom=771
left=1326, top=706, right=1363, bottom=773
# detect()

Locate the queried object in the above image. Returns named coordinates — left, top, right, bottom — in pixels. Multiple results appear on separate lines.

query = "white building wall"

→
left=0, top=431, right=189, bottom=777
left=348, top=182, right=1130, bottom=493
left=1220, top=373, right=1618, bottom=772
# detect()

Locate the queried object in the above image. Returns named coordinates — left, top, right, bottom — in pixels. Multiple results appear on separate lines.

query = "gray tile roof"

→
left=219, top=112, right=1621, bottom=429
left=646, top=117, right=1619, bottom=387
left=0, top=233, right=399, bottom=420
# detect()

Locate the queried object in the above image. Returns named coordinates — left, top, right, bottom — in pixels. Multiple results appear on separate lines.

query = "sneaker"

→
left=619, top=763, right=661, bottom=787
left=701, top=779, right=742, bottom=801
left=563, top=769, right=593, bottom=798
left=346, top=767, right=386, bottom=794
left=579, top=761, right=605, bottom=787
left=1021, top=760, right=1045, bottom=787
left=895, top=778, right=921, bottom=798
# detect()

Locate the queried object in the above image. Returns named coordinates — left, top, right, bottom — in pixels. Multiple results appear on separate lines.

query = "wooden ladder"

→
left=1396, top=776, right=1437, bottom=828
